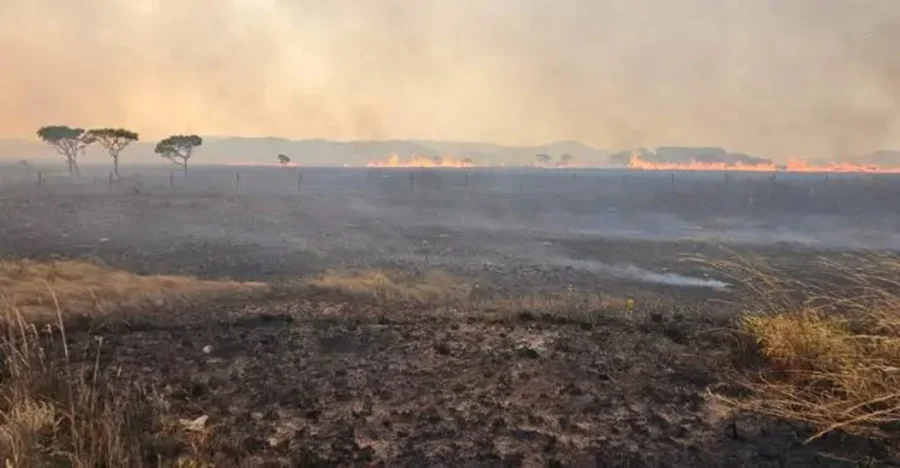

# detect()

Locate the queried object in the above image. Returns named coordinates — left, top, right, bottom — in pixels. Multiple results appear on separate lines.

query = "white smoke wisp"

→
left=546, top=257, right=731, bottom=290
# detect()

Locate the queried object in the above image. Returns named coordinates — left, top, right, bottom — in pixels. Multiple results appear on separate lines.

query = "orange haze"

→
left=628, top=154, right=900, bottom=174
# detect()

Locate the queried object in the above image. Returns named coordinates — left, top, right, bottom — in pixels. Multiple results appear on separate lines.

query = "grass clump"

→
left=307, top=268, right=469, bottom=304
left=0, top=304, right=152, bottom=466
left=0, top=259, right=267, bottom=466
left=714, top=253, right=900, bottom=442
left=0, top=258, right=266, bottom=322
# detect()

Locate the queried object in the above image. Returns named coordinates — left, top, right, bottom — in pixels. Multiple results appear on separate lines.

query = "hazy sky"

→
left=1, top=0, right=898, bottom=159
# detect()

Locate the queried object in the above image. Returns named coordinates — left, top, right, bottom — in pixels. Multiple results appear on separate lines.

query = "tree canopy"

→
left=155, top=135, right=202, bottom=174
left=154, top=135, right=202, bottom=165
left=87, top=128, right=139, bottom=177
left=86, top=128, right=139, bottom=153
left=36, top=125, right=91, bottom=176
left=37, top=126, right=87, bottom=154
left=277, top=154, right=291, bottom=165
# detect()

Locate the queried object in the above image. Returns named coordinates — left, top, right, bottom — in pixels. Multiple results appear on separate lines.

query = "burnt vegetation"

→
left=1, top=167, right=900, bottom=466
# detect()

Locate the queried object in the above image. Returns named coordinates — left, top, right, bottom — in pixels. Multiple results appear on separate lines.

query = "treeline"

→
left=35, top=126, right=203, bottom=178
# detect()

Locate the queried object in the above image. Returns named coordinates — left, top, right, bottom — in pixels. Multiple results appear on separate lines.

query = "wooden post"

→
left=671, top=172, right=675, bottom=190
left=37, top=171, right=42, bottom=186
left=298, top=172, right=303, bottom=192
left=824, top=173, right=829, bottom=188
left=409, top=172, right=415, bottom=192
left=235, top=172, right=241, bottom=191
left=464, top=171, right=469, bottom=188
left=108, top=172, right=113, bottom=193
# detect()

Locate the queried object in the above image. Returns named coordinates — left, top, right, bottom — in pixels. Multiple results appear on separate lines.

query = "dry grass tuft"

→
left=712, top=252, right=900, bottom=442
left=0, top=259, right=269, bottom=466
left=0, top=259, right=267, bottom=322
left=307, top=268, right=470, bottom=304
left=0, top=304, right=152, bottom=466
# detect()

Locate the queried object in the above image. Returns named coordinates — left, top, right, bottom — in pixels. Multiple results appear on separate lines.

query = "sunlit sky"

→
left=1, top=0, right=898, bottom=158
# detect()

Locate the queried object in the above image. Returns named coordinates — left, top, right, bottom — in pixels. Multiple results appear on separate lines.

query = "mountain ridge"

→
left=0, top=137, right=612, bottom=167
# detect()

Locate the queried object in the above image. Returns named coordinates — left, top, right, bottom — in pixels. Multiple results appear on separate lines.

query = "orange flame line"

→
left=628, top=153, right=900, bottom=174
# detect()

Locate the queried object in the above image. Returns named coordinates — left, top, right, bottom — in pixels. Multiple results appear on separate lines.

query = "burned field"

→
left=2, top=167, right=900, bottom=466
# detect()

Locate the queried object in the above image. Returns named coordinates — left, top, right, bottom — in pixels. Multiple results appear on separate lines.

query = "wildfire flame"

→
left=628, top=153, right=900, bottom=174
left=366, top=154, right=476, bottom=168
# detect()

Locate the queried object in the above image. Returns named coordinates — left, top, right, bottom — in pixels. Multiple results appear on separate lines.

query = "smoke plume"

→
left=1, top=0, right=898, bottom=159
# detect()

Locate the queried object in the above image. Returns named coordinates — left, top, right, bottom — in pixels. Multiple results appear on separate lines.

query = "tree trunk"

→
left=113, top=156, right=120, bottom=179
left=67, top=155, right=74, bottom=175
left=72, top=159, right=82, bottom=178
left=183, top=158, right=188, bottom=176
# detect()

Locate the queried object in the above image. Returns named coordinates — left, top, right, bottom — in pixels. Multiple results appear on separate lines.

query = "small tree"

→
left=535, top=153, right=552, bottom=166
left=277, top=154, right=291, bottom=166
left=36, top=125, right=91, bottom=176
left=558, top=153, right=573, bottom=167
left=86, top=128, right=139, bottom=178
left=155, top=135, right=202, bottom=175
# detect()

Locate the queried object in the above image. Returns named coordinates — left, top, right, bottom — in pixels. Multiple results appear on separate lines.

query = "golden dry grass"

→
left=307, top=268, right=470, bottom=304
left=712, top=253, right=900, bottom=442
left=0, top=259, right=268, bottom=467
left=0, top=259, right=267, bottom=322
left=0, top=302, right=149, bottom=466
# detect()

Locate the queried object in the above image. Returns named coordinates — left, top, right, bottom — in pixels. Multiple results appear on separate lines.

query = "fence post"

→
left=298, top=172, right=303, bottom=192
left=38, top=171, right=42, bottom=186
left=235, top=172, right=241, bottom=192
left=108, top=172, right=113, bottom=193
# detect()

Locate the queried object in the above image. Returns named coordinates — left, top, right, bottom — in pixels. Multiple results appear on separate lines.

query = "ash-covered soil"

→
left=68, top=294, right=885, bottom=467
left=3, top=167, right=899, bottom=466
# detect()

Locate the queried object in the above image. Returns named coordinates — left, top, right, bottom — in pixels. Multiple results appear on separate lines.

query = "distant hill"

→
left=0, top=137, right=612, bottom=167
left=608, top=147, right=773, bottom=166
left=8, top=137, right=897, bottom=169
left=853, top=150, right=900, bottom=167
